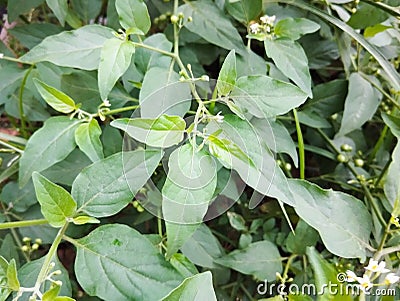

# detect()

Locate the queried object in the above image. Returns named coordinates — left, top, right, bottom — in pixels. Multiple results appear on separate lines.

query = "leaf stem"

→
left=0, top=140, right=24, bottom=154
left=102, top=105, right=140, bottom=116
left=18, top=65, right=35, bottom=138
left=0, top=219, right=48, bottom=230
left=0, top=56, right=32, bottom=65
left=293, top=109, right=305, bottom=179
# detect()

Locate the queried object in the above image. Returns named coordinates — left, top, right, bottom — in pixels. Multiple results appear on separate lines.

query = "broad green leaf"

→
left=264, top=38, right=312, bottom=96
left=74, top=119, right=104, bottom=162
left=74, top=224, right=183, bottom=301
left=0, top=256, right=12, bottom=301
left=6, top=259, right=19, bottom=291
left=8, top=23, right=63, bottom=49
left=170, top=254, right=198, bottom=279
left=162, top=271, right=217, bottom=301
left=42, top=285, right=61, bottom=301
left=139, top=67, right=191, bottom=118
left=0, top=66, right=26, bottom=105
left=215, top=241, right=282, bottom=281
left=225, top=0, right=262, bottom=24
left=19, top=116, right=82, bottom=187
left=98, top=38, right=135, bottom=100
left=135, top=34, right=172, bottom=73
left=347, top=3, right=389, bottom=29
left=32, top=172, right=77, bottom=227
left=217, top=50, right=237, bottom=96
left=290, top=179, right=372, bottom=260
left=0, top=181, right=37, bottom=212
left=275, top=18, right=320, bottom=40
left=207, top=115, right=295, bottom=207
left=163, top=144, right=217, bottom=258
left=111, top=115, right=186, bottom=148
left=46, top=0, right=68, bottom=26
left=337, top=73, right=381, bottom=137
left=231, top=75, right=308, bottom=118
left=115, top=0, right=151, bottom=34
left=306, top=247, right=352, bottom=301
left=20, top=25, right=114, bottom=70
left=382, top=112, right=400, bottom=139
left=384, top=142, right=400, bottom=209
left=7, top=0, right=44, bottom=22
left=33, top=78, right=76, bottom=113
left=285, top=220, right=319, bottom=254
left=0, top=235, right=20, bottom=266
left=179, top=0, right=246, bottom=55
left=71, top=0, right=102, bottom=23
left=72, top=150, right=162, bottom=217
left=364, top=24, right=392, bottom=38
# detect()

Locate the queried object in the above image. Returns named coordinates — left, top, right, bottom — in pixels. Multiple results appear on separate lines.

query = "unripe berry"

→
left=170, top=15, right=179, bottom=24
left=337, top=154, right=347, bottom=163
left=354, top=158, right=364, bottom=167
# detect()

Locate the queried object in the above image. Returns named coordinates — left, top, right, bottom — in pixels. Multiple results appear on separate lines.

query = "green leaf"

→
left=33, top=78, right=77, bottom=113
left=0, top=235, right=20, bottom=266
left=71, top=0, right=102, bottom=23
left=347, top=2, right=389, bottom=29
left=135, top=34, right=172, bottom=73
left=264, top=38, right=312, bottom=96
left=74, top=119, right=104, bottom=163
left=20, top=25, right=114, bottom=70
left=72, top=150, right=162, bottom=217
left=364, top=24, right=392, bottom=38
left=8, top=23, right=63, bottom=49
left=1, top=181, right=37, bottom=213
left=179, top=0, right=246, bottom=55
left=6, top=259, right=19, bottom=291
left=163, top=144, right=217, bottom=258
left=115, top=0, right=151, bottom=34
left=306, top=247, right=352, bottom=300
left=7, top=0, right=45, bottom=22
left=139, top=67, right=191, bottom=118
left=382, top=112, right=400, bottom=139
left=162, top=272, right=217, bottom=301
left=72, top=215, right=100, bottom=225
left=0, top=66, right=26, bottom=105
left=0, top=257, right=12, bottom=301
left=19, top=116, right=82, bottom=187
left=98, top=38, right=135, bottom=101
left=227, top=212, right=247, bottom=231
left=73, top=224, right=183, bottom=300
left=111, top=115, right=186, bottom=148
left=274, top=18, right=320, bottom=40
left=337, top=73, right=380, bottom=137
left=225, top=0, right=262, bottom=24
left=290, top=179, right=372, bottom=260
left=285, top=220, right=319, bottom=254
left=170, top=254, right=198, bottom=279
left=217, top=50, right=237, bottom=97
left=215, top=241, right=282, bottom=281
left=231, top=75, right=308, bottom=118
left=32, top=172, right=77, bottom=227
left=42, top=285, right=61, bottom=301
left=46, top=0, right=68, bottom=26
left=384, top=142, right=400, bottom=209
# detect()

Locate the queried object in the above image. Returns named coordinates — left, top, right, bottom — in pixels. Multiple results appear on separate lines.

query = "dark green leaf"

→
left=9, top=23, right=63, bottom=49
left=0, top=180, right=36, bottom=212
left=71, top=0, right=102, bottom=23
left=7, top=0, right=45, bottom=22
left=275, top=18, right=320, bottom=40
left=347, top=3, right=389, bottom=29
left=225, top=0, right=262, bottom=24
left=285, top=220, right=319, bottom=254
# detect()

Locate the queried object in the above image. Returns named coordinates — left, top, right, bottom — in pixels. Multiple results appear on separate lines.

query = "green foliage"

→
left=0, top=0, right=399, bottom=300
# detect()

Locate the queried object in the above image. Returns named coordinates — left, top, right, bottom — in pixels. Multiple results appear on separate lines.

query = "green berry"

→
left=170, top=15, right=179, bottom=24
left=337, top=154, right=347, bottom=163
left=340, top=144, right=353, bottom=152
left=354, top=158, right=364, bottom=167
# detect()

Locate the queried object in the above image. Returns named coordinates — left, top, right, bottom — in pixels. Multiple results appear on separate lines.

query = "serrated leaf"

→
left=215, top=241, right=282, bottom=281
left=217, top=50, right=237, bottom=96
left=111, top=115, right=186, bottom=148
left=274, top=18, right=320, bottom=40
left=337, top=73, right=381, bottom=137
left=115, top=0, right=151, bottom=33
left=139, top=67, right=191, bottom=118
left=73, top=224, right=183, bottom=301
left=163, top=144, right=217, bottom=258
left=98, top=38, right=135, bottom=101
left=32, top=172, right=77, bottom=227
left=230, top=75, right=308, bottom=118
left=72, top=150, right=162, bottom=217
left=290, top=179, right=372, bottom=260
left=74, top=119, right=104, bottom=163
left=34, top=78, right=76, bottom=113
left=162, top=271, right=217, bottom=301
left=46, top=0, right=68, bottom=26
left=19, top=117, right=82, bottom=187
left=264, top=38, right=312, bottom=96
left=20, top=25, right=114, bottom=70
left=6, top=260, right=19, bottom=291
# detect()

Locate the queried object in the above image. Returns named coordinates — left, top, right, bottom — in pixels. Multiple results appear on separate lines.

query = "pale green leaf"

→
left=115, top=0, right=151, bottom=33
left=6, top=259, right=19, bottom=291
left=72, top=215, right=100, bottom=225
left=34, top=78, right=76, bottom=113
left=275, top=18, right=320, bottom=40
left=382, top=112, right=400, bottom=139
left=32, top=172, right=77, bottom=227
left=98, top=38, right=135, bottom=100
left=162, top=272, right=217, bottom=301
left=227, top=212, right=247, bottom=231
left=231, top=75, right=308, bottom=118
left=72, top=150, right=162, bottom=217
left=42, top=285, right=61, bottom=301
left=73, top=224, right=183, bottom=301
left=384, top=142, right=400, bottom=210
left=0, top=257, right=12, bottom=301
left=215, top=241, right=282, bottom=281
left=111, top=115, right=186, bottom=148
left=20, top=25, right=114, bottom=70
left=19, top=117, right=82, bottom=187
left=74, top=119, right=104, bottom=163
left=217, top=49, right=237, bottom=96
left=46, top=0, right=68, bottom=26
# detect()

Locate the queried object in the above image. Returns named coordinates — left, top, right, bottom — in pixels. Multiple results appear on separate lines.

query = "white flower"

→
left=260, top=15, right=276, bottom=25
left=364, top=259, right=390, bottom=274
left=103, top=99, right=111, bottom=107
left=249, top=23, right=260, bottom=34
left=346, top=270, right=358, bottom=282
left=215, top=111, right=224, bottom=123
left=356, top=274, right=373, bottom=293
left=384, top=273, right=400, bottom=285
left=0, top=53, right=4, bottom=59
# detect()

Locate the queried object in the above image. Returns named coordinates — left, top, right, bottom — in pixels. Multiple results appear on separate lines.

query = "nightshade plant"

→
left=0, top=0, right=399, bottom=300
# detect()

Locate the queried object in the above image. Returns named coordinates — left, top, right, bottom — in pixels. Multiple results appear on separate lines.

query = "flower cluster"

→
left=346, top=259, right=399, bottom=293
left=249, top=15, right=276, bottom=36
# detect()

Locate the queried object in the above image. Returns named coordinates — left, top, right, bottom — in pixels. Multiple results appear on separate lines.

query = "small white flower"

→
left=364, top=259, right=390, bottom=274
left=265, top=25, right=271, bottom=33
left=0, top=53, right=4, bottom=59
left=384, top=273, right=400, bottom=285
left=356, top=274, right=373, bottom=293
left=346, top=270, right=358, bottom=282
left=250, top=23, right=260, bottom=34
left=215, top=111, right=224, bottom=123
left=103, top=99, right=111, bottom=107
left=260, top=15, right=276, bottom=25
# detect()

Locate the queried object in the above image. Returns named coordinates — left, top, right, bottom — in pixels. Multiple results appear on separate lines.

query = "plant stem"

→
left=0, top=140, right=24, bottom=154
left=375, top=157, right=391, bottom=187
left=293, top=109, right=305, bottom=179
left=0, top=219, right=48, bottom=230
left=102, top=105, right=140, bottom=116
left=18, top=65, right=35, bottom=139
left=367, top=125, right=388, bottom=165
left=0, top=56, right=32, bottom=65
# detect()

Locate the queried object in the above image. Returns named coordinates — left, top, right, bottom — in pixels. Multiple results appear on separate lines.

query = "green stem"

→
left=18, top=65, right=35, bottom=139
left=240, top=283, right=255, bottom=300
left=0, top=219, right=48, bottom=230
left=282, top=254, right=297, bottom=280
left=0, top=56, right=33, bottom=65
left=0, top=140, right=24, bottom=154
left=367, top=125, right=388, bottom=165
left=33, top=222, right=69, bottom=297
left=375, top=157, right=391, bottom=187
left=293, top=109, right=305, bottom=179
left=102, top=105, right=140, bottom=116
